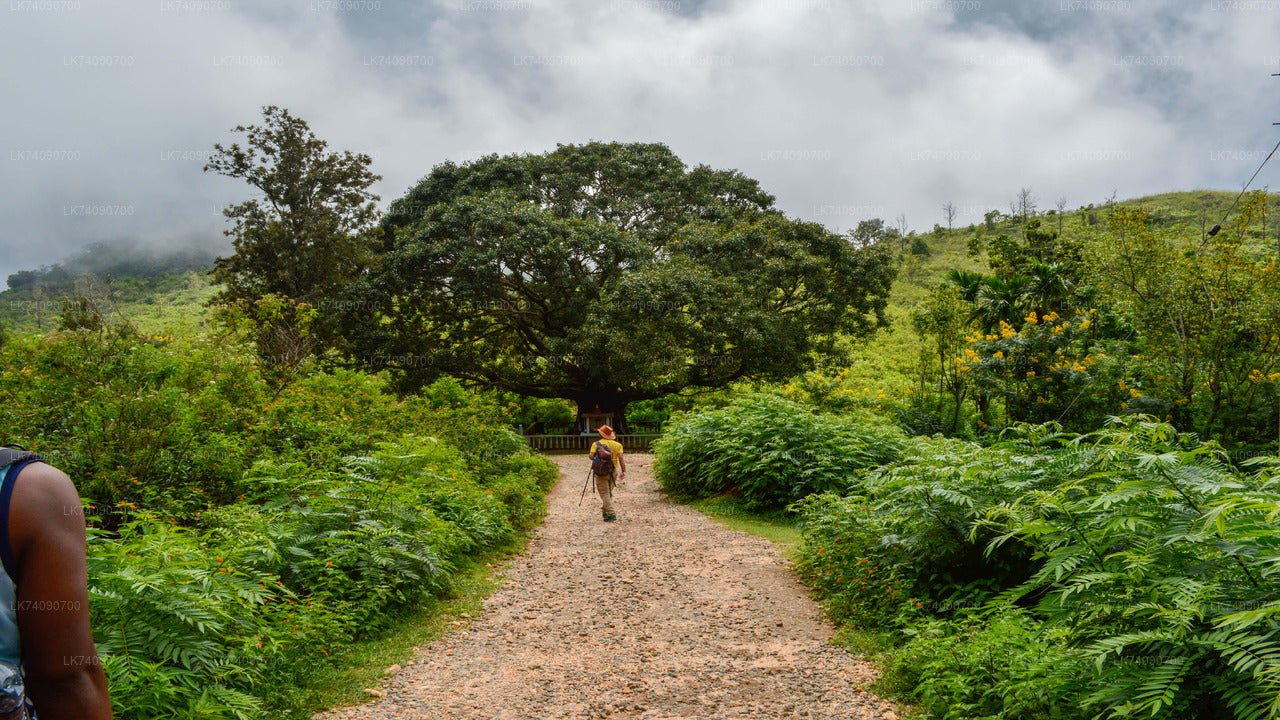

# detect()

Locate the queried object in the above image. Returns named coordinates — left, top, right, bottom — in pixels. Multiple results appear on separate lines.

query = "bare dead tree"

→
left=1012, top=187, right=1037, bottom=223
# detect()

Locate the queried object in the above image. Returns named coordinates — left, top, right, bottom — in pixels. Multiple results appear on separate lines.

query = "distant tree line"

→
left=6, top=239, right=219, bottom=292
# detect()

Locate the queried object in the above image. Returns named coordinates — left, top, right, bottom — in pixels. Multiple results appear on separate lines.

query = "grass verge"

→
left=276, top=531, right=536, bottom=718
left=686, top=493, right=803, bottom=550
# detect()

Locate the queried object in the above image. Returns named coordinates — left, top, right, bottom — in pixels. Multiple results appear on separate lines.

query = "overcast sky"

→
left=4, top=0, right=1279, bottom=282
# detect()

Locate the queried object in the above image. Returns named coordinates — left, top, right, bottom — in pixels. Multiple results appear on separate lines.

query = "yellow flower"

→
left=1025, top=311, right=1039, bottom=324
left=993, top=351, right=1004, bottom=359
left=1026, top=371, right=1036, bottom=378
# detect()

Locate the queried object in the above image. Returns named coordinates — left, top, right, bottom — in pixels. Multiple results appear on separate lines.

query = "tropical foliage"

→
left=653, top=395, right=904, bottom=510
left=902, top=192, right=1280, bottom=447
left=1, top=322, right=556, bottom=719
left=785, top=417, right=1280, bottom=719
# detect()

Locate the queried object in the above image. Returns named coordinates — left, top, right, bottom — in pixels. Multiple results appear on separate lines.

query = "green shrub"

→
left=90, top=433, right=553, bottom=719
left=794, top=432, right=1046, bottom=623
left=89, top=520, right=311, bottom=720
left=653, top=394, right=904, bottom=510
left=0, top=322, right=558, bottom=717
left=877, top=611, right=1089, bottom=720
left=983, top=418, right=1280, bottom=719
left=798, top=416, right=1280, bottom=719
left=0, top=328, right=265, bottom=518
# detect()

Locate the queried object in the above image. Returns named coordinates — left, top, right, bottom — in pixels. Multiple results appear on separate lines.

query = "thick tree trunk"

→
left=976, top=391, right=992, bottom=430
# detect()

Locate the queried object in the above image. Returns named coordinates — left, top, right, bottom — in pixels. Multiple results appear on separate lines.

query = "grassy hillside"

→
left=829, top=188, right=1280, bottom=423
left=0, top=270, right=219, bottom=337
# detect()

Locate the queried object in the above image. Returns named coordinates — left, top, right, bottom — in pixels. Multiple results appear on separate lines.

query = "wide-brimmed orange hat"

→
left=597, top=425, right=617, bottom=440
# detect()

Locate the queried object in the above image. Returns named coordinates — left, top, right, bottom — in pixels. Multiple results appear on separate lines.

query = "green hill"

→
left=0, top=270, right=219, bottom=337
left=833, top=188, right=1280, bottom=403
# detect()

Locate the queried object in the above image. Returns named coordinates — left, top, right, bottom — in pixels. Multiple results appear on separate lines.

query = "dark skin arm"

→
left=9, top=462, right=112, bottom=719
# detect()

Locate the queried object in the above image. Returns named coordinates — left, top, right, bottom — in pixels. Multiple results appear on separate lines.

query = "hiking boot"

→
left=604, top=513, right=618, bottom=522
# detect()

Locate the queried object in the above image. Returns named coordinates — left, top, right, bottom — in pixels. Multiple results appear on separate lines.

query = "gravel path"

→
left=319, top=454, right=900, bottom=720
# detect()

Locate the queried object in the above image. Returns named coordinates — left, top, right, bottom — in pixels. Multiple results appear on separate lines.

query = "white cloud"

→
left=2, top=0, right=1278, bottom=281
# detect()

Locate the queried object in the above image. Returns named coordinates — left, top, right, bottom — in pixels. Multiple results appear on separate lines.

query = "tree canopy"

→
left=345, top=142, right=896, bottom=428
left=204, top=105, right=381, bottom=359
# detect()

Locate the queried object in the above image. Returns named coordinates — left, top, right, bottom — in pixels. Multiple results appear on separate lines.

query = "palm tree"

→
left=973, top=275, right=1031, bottom=331
left=1022, top=261, right=1072, bottom=315
left=945, top=269, right=987, bottom=303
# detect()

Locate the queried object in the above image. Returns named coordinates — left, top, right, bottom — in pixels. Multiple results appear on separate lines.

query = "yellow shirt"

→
left=589, top=439, right=623, bottom=475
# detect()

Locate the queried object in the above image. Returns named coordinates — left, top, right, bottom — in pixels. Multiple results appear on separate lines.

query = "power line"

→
left=1205, top=136, right=1280, bottom=241
left=1204, top=72, right=1280, bottom=241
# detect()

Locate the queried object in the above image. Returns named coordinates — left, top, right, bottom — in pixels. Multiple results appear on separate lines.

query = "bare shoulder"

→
left=8, top=462, right=84, bottom=551
left=10, top=462, right=81, bottom=510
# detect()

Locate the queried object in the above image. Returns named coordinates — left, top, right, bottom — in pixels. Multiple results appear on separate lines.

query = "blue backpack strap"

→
left=0, top=451, right=43, bottom=583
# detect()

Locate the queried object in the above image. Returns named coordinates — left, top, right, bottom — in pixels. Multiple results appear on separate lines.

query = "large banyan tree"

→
left=344, top=141, right=896, bottom=431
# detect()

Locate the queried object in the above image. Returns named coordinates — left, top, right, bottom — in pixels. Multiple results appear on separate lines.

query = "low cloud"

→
left=3, top=0, right=1277, bottom=281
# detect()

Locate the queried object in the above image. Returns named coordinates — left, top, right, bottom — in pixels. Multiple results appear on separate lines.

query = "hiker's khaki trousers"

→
left=595, top=474, right=614, bottom=515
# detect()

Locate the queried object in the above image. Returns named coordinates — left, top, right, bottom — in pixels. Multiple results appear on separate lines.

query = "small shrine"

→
left=578, top=406, right=614, bottom=435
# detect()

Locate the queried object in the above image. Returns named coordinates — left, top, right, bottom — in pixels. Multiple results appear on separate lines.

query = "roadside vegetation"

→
left=657, top=189, right=1280, bottom=720
left=0, top=310, right=556, bottom=719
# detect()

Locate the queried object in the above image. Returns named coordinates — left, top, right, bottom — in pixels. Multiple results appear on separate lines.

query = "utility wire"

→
left=1202, top=73, right=1280, bottom=243
left=1202, top=135, right=1280, bottom=244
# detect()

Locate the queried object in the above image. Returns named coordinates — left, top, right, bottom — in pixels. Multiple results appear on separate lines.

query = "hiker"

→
left=588, top=426, right=626, bottom=522
left=0, top=448, right=113, bottom=719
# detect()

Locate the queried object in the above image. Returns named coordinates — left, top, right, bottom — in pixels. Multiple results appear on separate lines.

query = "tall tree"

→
left=849, top=218, right=888, bottom=248
left=913, top=284, right=970, bottom=432
left=345, top=142, right=896, bottom=429
left=204, top=105, right=381, bottom=363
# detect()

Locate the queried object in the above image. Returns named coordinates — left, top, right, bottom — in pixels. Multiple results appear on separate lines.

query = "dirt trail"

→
left=319, top=454, right=899, bottom=720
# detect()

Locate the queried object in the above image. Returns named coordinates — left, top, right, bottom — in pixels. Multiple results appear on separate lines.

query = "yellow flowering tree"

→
left=1084, top=197, right=1280, bottom=443
left=961, top=309, right=1126, bottom=427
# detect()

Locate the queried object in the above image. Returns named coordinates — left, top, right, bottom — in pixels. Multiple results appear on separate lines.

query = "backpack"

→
left=591, top=442, right=614, bottom=476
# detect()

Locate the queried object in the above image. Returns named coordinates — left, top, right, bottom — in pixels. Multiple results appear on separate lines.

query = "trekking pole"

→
left=578, top=466, right=593, bottom=506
